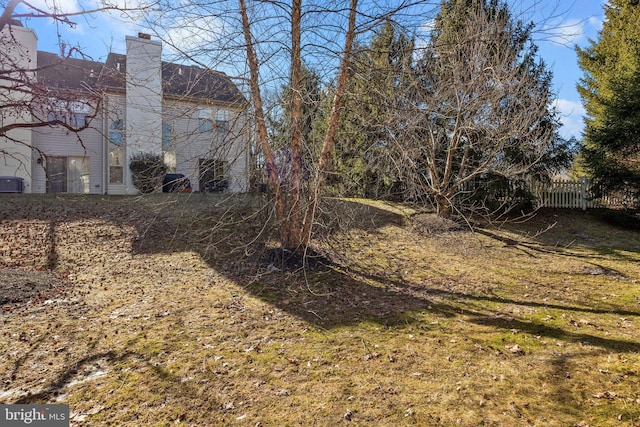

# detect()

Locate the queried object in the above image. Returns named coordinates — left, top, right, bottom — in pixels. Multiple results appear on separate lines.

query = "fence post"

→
left=580, top=175, right=587, bottom=210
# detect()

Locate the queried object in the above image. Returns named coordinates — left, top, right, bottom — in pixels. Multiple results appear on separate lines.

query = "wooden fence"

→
left=532, top=177, right=639, bottom=210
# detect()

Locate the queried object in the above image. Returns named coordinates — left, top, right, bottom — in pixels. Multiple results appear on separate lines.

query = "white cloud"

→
left=419, top=18, right=435, bottom=35
left=160, top=16, right=226, bottom=56
left=555, top=98, right=584, bottom=115
left=588, top=15, right=603, bottom=32
left=544, top=18, right=585, bottom=46
left=554, top=98, right=586, bottom=139
left=72, top=1, right=159, bottom=58
left=22, top=0, right=83, bottom=14
left=413, top=18, right=434, bottom=55
left=559, top=115, right=584, bottom=140
left=555, top=98, right=586, bottom=118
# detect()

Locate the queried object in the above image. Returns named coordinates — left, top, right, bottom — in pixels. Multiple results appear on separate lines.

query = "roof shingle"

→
left=36, top=51, right=246, bottom=106
left=37, top=51, right=102, bottom=92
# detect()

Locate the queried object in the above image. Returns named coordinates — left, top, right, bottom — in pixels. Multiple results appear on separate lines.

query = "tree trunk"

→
left=284, top=0, right=304, bottom=251
left=300, top=0, right=359, bottom=249
left=240, top=0, right=359, bottom=255
left=239, top=0, right=286, bottom=241
left=435, top=194, right=452, bottom=219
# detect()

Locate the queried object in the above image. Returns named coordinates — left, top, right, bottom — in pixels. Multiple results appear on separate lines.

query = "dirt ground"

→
left=0, top=269, right=65, bottom=306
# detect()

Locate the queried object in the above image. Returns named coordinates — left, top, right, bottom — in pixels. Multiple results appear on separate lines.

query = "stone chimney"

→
left=124, top=33, right=162, bottom=194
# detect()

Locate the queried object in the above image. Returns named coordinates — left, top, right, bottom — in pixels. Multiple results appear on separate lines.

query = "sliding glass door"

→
left=46, top=156, right=90, bottom=194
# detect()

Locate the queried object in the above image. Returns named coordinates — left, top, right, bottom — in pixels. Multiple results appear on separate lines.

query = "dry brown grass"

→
left=0, top=194, right=639, bottom=426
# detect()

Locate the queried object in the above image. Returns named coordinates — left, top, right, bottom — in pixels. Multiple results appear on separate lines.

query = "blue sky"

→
left=517, top=0, right=607, bottom=140
left=15, top=0, right=608, bottom=140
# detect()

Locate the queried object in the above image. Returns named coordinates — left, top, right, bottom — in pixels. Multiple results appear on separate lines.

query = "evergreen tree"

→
left=267, top=63, right=323, bottom=179
left=329, top=21, right=414, bottom=199
left=269, top=65, right=322, bottom=148
left=404, top=0, right=569, bottom=217
left=577, top=0, right=640, bottom=201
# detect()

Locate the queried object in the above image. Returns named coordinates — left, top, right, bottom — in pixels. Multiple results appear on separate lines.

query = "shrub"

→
left=129, top=153, right=167, bottom=194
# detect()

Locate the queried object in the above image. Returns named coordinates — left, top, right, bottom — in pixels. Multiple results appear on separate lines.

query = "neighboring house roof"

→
left=162, top=60, right=246, bottom=105
left=37, top=51, right=102, bottom=93
left=36, top=51, right=246, bottom=106
left=98, top=52, right=246, bottom=105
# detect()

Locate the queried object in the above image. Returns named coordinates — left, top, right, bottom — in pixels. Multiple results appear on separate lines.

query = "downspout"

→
left=102, top=94, right=108, bottom=194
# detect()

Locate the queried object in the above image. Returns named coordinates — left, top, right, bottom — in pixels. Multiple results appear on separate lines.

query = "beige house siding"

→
left=0, top=24, right=37, bottom=192
left=165, top=101, right=248, bottom=192
left=31, top=111, right=104, bottom=194
left=1, top=26, right=249, bottom=195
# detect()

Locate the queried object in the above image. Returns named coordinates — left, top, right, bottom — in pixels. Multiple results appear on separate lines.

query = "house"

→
left=0, top=22, right=250, bottom=194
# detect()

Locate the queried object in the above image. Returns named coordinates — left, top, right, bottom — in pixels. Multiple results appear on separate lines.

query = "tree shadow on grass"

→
left=351, top=265, right=640, bottom=318
left=268, top=260, right=640, bottom=352
left=223, top=267, right=640, bottom=361
left=11, top=346, right=224, bottom=426
left=471, top=315, right=640, bottom=352
left=488, top=209, right=640, bottom=256
left=119, top=195, right=640, bottom=355
left=123, top=196, right=441, bottom=331
left=474, top=226, right=640, bottom=267
left=2, top=195, right=638, bottom=355
left=13, top=350, right=120, bottom=404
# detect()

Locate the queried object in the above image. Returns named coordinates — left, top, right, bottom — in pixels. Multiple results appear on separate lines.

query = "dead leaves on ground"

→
left=1, top=196, right=640, bottom=426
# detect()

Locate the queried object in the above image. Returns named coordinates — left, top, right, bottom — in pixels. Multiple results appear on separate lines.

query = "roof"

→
left=36, top=51, right=246, bottom=106
left=37, top=51, right=103, bottom=92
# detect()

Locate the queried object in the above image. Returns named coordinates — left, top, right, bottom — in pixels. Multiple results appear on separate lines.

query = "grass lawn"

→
left=0, top=194, right=639, bottom=426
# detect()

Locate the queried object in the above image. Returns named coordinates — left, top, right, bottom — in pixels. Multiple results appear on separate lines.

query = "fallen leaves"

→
left=592, top=391, right=619, bottom=400
left=506, top=344, right=525, bottom=355
left=1, top=196, right=640, bottom=426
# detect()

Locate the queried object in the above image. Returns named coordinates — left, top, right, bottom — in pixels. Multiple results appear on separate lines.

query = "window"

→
left=198, top=109, right=230, bottom=133
left=198, top=109, right=213, bottom=132
left=215, top=110, right=230, bottom=133
left=163, top=122, right=174, bottom=149
left=69, top=112, right=89, bottom=128
left=199, top=158, right=228, bottom=192
left=46, top=98, right=94, bottom=126
left=109, top=119, right=125, bottom=184
left=215, top=119, right=229, bottom=132
left=163, top=121, right=176, bottom=173
left=109, top=119, right=124, bottom=145
left=68, top=157, right=90, bottom=193
left=47, top=110, right=67, bottom=124
left=198, top=118, right=214, bottom=132
left=109, top=149, right=124, bottom=184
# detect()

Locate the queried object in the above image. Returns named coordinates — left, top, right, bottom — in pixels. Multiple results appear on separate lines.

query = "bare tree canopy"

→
left=397, top=0, right=570, bottom=217
left=144, top=0, right=438, bottom=254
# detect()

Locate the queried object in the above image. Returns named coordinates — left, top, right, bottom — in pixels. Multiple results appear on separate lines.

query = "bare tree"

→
left=240, top=0, right=360, bottom=254
left=142, top=0, right=433, bottom=255
left=395, top=0, right=570, bottom=218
